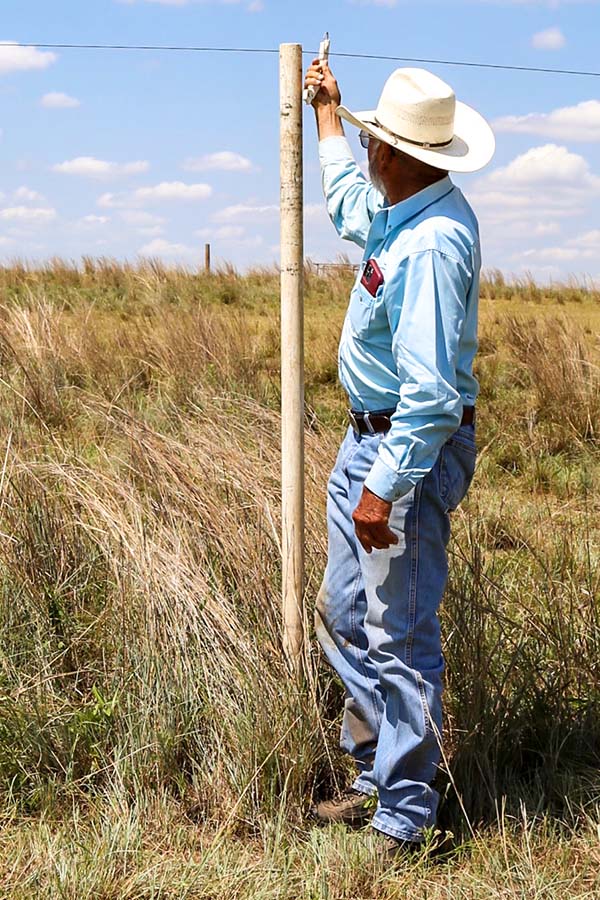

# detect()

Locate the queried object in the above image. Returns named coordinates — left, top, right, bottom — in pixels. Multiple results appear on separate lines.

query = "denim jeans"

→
left=315, top=422, right=476, bottom=842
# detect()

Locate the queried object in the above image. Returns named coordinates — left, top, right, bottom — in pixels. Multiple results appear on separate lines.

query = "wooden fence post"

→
left=279, top=42, right=305, bottom=675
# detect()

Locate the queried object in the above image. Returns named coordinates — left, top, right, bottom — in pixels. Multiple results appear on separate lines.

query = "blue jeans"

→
left=315, top=422, right=476, bottom=842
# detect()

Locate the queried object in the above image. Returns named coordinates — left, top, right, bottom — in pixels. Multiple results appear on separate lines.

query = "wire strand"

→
left=7, top=42, right=600, bottom=78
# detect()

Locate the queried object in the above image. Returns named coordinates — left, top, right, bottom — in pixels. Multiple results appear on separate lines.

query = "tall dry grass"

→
left=0, top=263, right=599, bottom=896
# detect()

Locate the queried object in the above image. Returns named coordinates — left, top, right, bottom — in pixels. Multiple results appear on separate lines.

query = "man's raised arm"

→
left=304, top=59, right=383, bottom=248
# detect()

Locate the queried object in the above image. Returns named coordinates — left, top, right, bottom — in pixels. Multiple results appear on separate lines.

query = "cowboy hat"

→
left=336, top=67, right=495, bottom=173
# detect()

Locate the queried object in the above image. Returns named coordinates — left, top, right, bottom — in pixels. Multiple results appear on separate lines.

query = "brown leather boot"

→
left=375, top=832, right=422, bottom=860
left=312, top=788, right=375, bottom=826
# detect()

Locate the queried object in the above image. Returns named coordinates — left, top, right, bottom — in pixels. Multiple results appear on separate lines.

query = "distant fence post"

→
left=204, top=243, right=211, bottom=273
left=279, top=42, right=305, bottom=677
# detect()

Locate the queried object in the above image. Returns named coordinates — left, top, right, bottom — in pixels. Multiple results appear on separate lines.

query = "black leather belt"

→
left=348, top=406, right=475, bottom=435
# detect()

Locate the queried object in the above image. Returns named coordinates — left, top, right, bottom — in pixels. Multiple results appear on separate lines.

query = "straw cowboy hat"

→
left=336, top=67, right=495, bottom=173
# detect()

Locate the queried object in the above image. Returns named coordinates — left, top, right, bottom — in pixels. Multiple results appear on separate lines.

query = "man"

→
left=304, top=61, right=495, bottom=854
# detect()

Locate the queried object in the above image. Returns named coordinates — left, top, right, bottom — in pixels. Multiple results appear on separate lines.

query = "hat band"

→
left=373, top=117, right=454, bottom=150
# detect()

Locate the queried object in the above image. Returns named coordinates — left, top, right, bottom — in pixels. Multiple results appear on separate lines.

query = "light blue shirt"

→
left=319, top=135, right=481, bottom=503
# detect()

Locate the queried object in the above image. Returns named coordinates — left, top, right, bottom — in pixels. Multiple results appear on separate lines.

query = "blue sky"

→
left=1, top=0, right=599, bottom=280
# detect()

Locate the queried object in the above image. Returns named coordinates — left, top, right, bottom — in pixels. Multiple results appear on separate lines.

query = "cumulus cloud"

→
left=483, top=144, right=600, bottom=191
left=0, top=42, right=57, bottom=75
left=183, top=151, right=253, bottom=172
left=515, top=229, right=600, bottom=264
left=135, top=182, right=212, bottom=202
left=53, top=157, right=150, bottom=178
left=0, top=206, right=57, bottom=224
left=41, top=92, right=81, bottom=109
left=196, top=225, right=247, bottom=239
left=81, top=215, right=110, bottom=225
left=466, top=144, right=600, bottom=277
left=139, top=238, right=195, bottom=257
left=213, top=202, right=278, bottom=222
left=13, top=187, right=45, bottom=203
left=99, top=182, right=212, bottom=208
left=531, top=27, right=566, bottom=49
left=494, top=100, right=600, bottom=142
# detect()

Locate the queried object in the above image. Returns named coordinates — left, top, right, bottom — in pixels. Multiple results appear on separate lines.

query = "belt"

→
left=348, top=406, right=475, bottom=435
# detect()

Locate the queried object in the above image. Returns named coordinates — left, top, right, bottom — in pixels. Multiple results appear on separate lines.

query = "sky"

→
left=0, top=0, right=599, bottom=281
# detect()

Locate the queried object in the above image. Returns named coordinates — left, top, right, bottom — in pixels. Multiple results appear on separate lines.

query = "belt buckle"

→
left=348, top=408, right=359, bottom=434
left=347, top=409, right=376, bottom=435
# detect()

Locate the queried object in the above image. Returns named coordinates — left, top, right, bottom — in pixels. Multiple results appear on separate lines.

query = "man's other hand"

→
left=304, top=59, right=342, bottom=109
left=352, top=487, right=399, bottom=554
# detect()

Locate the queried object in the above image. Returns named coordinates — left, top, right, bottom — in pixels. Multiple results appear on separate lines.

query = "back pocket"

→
left=439, top=430, right=477, bottom=512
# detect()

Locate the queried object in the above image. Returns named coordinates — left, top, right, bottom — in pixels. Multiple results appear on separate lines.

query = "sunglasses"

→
left=359, top=129, right=371, bottom=149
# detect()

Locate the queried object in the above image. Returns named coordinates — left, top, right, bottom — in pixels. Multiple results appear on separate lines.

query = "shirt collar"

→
left=380, top=175, right=454, bottom=235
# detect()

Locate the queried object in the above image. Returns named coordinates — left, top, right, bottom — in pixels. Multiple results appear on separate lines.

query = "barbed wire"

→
left=5, top=42, right=600, bottom=78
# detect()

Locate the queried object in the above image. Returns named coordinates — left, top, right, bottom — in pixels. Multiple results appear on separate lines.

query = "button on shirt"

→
left=319, top=135, right=481, bottom=504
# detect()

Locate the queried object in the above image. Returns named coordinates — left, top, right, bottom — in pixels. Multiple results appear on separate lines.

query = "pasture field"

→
left=0, top=260, right=599, bottom=898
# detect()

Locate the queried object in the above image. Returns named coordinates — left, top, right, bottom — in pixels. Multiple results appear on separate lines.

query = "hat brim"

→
left=336, top=100, right=495, bottom=173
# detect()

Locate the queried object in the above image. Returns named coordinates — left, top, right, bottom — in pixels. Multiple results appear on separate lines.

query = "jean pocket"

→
left=439, top=431, right=477, bottom=512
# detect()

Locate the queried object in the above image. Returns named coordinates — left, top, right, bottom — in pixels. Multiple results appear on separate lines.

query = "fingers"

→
left=354, top=523, right=399, bottom=554
left=304, top=63, right=325, bottom=90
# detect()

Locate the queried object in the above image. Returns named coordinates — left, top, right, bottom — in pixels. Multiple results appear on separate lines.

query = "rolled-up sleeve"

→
left=364, top=248, right=472, bottom=502
left=319, top=136, right=383, bottom=248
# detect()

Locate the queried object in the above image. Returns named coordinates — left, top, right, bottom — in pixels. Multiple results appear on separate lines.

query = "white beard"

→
left=368, top=160, right=387, bottom=199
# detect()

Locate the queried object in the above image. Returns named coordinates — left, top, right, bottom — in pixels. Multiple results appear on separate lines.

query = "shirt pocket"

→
left=347, top=281, right=382, bottom=340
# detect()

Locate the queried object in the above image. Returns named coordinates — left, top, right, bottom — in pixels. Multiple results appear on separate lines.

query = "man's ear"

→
left=378, top=141, right=397, bottom=171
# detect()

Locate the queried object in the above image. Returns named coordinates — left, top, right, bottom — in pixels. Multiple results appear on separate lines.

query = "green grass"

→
left=0, top=260, right=599, bottom=897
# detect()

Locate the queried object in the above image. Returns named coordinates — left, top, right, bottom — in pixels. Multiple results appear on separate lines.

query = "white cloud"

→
left=532, top=27, right=566, bottom=49
left=41, top=92, right=81, bottom=109
left=514, top=229, right=600, bottom=263
left=575, top=228, right=600, bottom=248
left=247, top=0, right=264, bottom=9
left=119, top=210, right=166, bottom=226
left=13, top=187, right=45, bottom=203
left=53, top=157, right=150, bottom=178
left=81, top=215, right=110, bottom=225
left=134, top=182, right=212, bottom=202
left=183, top=151, right=253, bottom=172
left=494, top=100, right=600, bottom=142
left=305, top=202, right=328, bottom=220
left=469, top=145, right=598, bottom=232
left=0, top=206, right=57, bottom=224
left=196, top=225, right=247, bottom=239
left=349, top=0, right=398, bottom=6
left=139, top=238, right=195, bottom=257
left=213, top=202, right=278, bottom=222
left=100, top=182, right=212, bottom=209
left=0, top=42, right=57, bottom=75
left=484, top=144, right=600, bottom=190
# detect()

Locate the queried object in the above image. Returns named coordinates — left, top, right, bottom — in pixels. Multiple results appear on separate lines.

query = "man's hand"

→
left=352, top=487, right=399, bottom=554
left=304, top=58, right=341, bottom=109
left=304, top=59, right=344, bottom=140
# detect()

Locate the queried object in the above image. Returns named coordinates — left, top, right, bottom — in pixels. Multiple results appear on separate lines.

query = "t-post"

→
left=279, top=43, right=305, bottom=677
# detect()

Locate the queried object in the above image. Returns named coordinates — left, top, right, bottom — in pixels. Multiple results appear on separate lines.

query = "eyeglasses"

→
left=359, top=129, right=371, bottom=149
